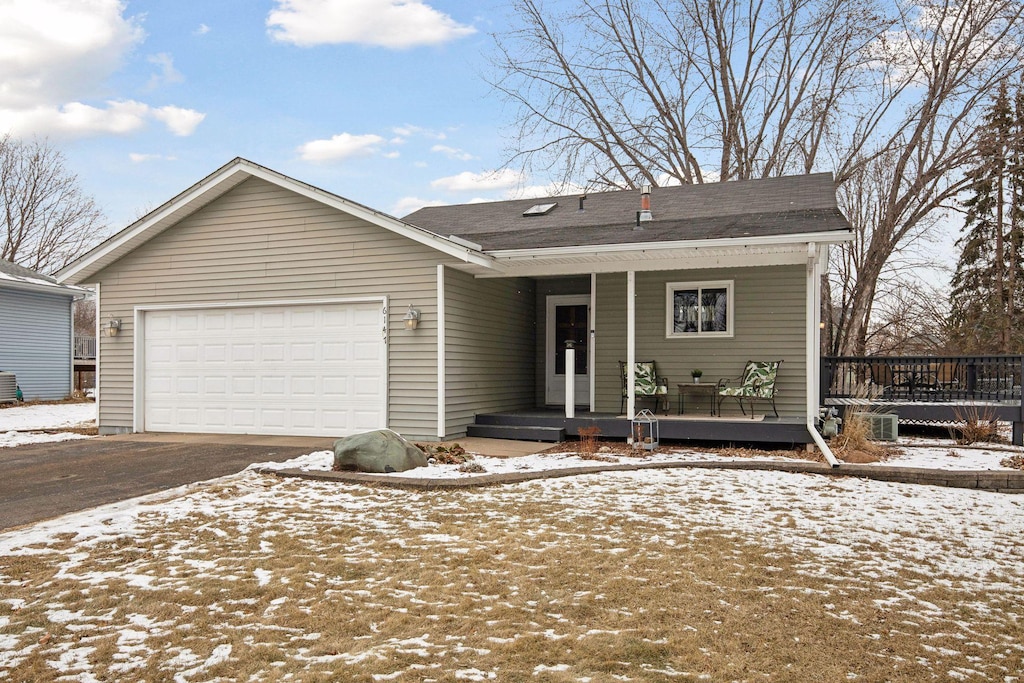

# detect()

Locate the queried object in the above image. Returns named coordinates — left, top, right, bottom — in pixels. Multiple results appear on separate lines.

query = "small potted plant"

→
left=691, top=369, right=703, bottom=384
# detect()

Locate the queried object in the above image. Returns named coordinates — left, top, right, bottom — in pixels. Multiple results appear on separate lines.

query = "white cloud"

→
left=392, top=125, right=446, bottom=140
left=430, top=169, right=526, bottom=193
left=0, top=0, right=206, bottom=139
left=508, top=181, right=587, bottom=200
left=267, top=0, right=475, bottom=48
left=0, top=100, right=205, bottom=138
left=298, top=132, right=385, bottom=162
left=431, top=144, right=475, bottom=162
left=129, top=152, right=176, bottom=163
left=0, top=0, right=143, bottom=108
left=151, top=106, right=205, bottom=136
left=146, top=53, right=184, bottom=89
left=194, top=23, right=211, bottom=36
left=393, top=196, right=446, bottom=217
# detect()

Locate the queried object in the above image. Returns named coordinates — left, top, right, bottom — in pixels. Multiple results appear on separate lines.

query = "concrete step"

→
left=467, top=424, right=567, bottom=442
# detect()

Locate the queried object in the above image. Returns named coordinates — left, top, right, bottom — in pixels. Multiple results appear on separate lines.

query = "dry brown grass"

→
left=831, top=412, right=895, bottom=463
left=1, top=474, right=1021, bottom=681
left=950, top=405, right=1004, bottom=445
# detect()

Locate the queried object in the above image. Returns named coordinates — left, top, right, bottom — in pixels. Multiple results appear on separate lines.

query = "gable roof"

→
left=403, top=173, right=850, bottom=251
left=57, top=158, right=493, bottom=285
left=1, top=259, right=85, bottom=297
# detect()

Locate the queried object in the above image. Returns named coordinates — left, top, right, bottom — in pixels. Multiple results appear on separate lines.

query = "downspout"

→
left=437, top=265, right=446, bottom=439
left=807, top=243, right=840, bottom=468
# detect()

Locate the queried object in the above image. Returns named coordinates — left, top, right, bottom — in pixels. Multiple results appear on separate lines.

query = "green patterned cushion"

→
left=721, top=361, right=780, bottom=398
left=622, top=361, right=658, bottom=397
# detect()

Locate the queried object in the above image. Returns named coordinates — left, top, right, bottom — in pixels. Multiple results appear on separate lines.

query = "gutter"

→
left=809, top=415, right=840, bottom=468
left=488, top=229, right=854, bottom=260
left=805, top=241, right=839, bottom=468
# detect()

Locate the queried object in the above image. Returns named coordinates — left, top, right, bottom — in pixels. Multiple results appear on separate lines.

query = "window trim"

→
left=665, top=280, right=734, bottom=339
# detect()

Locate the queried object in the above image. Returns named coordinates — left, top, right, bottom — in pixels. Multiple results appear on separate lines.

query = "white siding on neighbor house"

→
left=594, top=266, right=808, bottom=416
left=0, top=288, right=73, bottom=400
left=443, top=267, right=535, bottom=438
left=90, top=177, right=460, bottom=440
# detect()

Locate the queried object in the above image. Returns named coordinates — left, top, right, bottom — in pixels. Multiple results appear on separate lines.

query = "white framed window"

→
left=666, top=280, right=734, bottom=338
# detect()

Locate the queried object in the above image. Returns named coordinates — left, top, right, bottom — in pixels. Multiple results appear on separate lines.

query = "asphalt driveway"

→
left=0, top=433, right=331, bottom=531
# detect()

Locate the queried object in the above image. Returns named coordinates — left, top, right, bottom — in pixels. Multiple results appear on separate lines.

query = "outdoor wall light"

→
left=105, top=318, right=122, bottom=337
left=404, top=305, right=420, bottom=330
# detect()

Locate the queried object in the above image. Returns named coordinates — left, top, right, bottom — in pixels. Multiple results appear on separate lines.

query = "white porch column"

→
left=589, top=273, right=597, bottom=412
left=565, top=343, right=576, bottom=418
left=627, top=270, right=636, bottom=420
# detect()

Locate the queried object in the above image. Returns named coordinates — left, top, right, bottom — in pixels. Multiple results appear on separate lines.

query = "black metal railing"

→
left=74, top=336, right=96, bottom=360
left=821, top=355, right=1024, bottom=403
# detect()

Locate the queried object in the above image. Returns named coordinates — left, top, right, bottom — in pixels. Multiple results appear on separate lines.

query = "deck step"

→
left=467, top=424, right=567, bottom=442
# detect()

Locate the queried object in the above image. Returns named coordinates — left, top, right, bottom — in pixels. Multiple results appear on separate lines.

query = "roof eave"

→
left=1, top=278, right=87, bottom=298
left=486, top=229, right=853, bottom=259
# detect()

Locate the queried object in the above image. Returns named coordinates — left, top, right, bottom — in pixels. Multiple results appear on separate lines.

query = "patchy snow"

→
left=0, top=402, right=96, bottom=448
left=0, top=430, right=93, bottom=447
left=0, top=402, right=96, bottom=431
left=874, top=439, right=1020, bottom=470
left=0, top=431, right=1022, bottom=680
left=252, top=438, right=1021, bottom=480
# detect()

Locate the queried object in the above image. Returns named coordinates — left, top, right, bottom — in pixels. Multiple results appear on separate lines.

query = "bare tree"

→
left=491, top=0, right=1024, bottom=354
left=1, top=135, right=107, bottom=275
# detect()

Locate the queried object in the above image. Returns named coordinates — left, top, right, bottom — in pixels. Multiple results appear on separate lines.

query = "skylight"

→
left=522, top=202, right=558, bottom=217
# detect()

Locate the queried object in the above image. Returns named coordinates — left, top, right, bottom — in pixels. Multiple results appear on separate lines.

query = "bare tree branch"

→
left=1, top=135, right=108, bottom=275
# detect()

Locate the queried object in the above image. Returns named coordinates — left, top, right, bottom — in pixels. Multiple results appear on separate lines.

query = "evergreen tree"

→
left=949, top=80, right=1024, bottom=353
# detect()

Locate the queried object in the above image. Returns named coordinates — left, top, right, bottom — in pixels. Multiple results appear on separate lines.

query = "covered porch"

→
left=466, top=408, right=811, bottom=446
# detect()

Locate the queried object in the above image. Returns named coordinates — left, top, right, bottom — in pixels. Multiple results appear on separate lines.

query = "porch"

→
left=466, top=409, right=811, bottom=446
left=821, top=355, right=1024, bottom=445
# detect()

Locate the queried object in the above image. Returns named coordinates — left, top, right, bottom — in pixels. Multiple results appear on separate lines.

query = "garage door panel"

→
left=144, top=302, right=386, bottom=437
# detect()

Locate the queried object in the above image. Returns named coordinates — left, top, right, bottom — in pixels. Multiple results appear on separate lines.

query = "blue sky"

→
left=0, top=0, right=539, bottom=231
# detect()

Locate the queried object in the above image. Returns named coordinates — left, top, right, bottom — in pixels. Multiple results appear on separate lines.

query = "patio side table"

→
left=677, top=383, right=718, bottom=417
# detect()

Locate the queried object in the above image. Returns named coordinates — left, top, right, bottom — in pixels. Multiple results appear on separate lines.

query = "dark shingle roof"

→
left=403, top=173, right=850, bottom=251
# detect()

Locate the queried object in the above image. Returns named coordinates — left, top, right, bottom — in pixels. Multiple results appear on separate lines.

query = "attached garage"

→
left=139, top=300, right=387, bottom=437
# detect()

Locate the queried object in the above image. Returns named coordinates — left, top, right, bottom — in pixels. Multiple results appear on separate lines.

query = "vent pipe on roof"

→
left=638, top=184, right=653, bottom=222
left=578, top=195, right=586, bottom=212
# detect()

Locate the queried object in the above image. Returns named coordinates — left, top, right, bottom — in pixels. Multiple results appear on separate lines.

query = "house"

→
left=1, top=259, right=84, bottom=401
left=57, top=158, right=852, bottom=448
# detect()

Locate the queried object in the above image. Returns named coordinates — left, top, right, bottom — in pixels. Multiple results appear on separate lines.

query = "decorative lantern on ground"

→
left=631, top=409, right=659, bottom=450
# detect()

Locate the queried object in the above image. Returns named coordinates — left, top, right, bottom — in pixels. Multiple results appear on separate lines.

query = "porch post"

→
left=627, top=270, right=636, bottom=420
left=565, top=342, right=576, bottom=418
left=590, top=273, right=597, bottom=412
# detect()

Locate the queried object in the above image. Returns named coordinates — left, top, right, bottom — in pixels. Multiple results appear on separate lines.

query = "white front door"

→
left=141, top=301, right=387, bottom=437
left=545, top=295, right=590, bottom=406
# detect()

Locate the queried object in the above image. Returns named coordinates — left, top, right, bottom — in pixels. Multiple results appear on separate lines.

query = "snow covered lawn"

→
left=0, top=402, right=96, bottom=448
left=1, top=443, right=1022, bottom=681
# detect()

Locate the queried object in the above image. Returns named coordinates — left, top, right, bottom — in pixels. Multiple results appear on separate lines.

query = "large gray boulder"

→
left=333, top=429, right=428, bottom=474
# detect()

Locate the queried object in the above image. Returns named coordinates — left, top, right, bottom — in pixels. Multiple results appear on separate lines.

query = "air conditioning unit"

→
left=0, top=372, right=17, bottom=403
left=852, top=412, right=898, bottom=441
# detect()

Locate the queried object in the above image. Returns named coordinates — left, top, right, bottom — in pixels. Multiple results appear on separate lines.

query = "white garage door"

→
left=143, top=301, right=386, bottom=437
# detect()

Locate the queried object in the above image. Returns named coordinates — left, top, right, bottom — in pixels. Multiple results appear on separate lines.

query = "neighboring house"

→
left=57, top=158, right=852, bottom=444
left=0, top=259, right=83, bottom=401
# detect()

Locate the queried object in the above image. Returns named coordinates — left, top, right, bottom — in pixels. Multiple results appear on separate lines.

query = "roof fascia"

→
left=487, top=230, right=853, bottom=260
left=1, top=278, right=86, bottom=298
